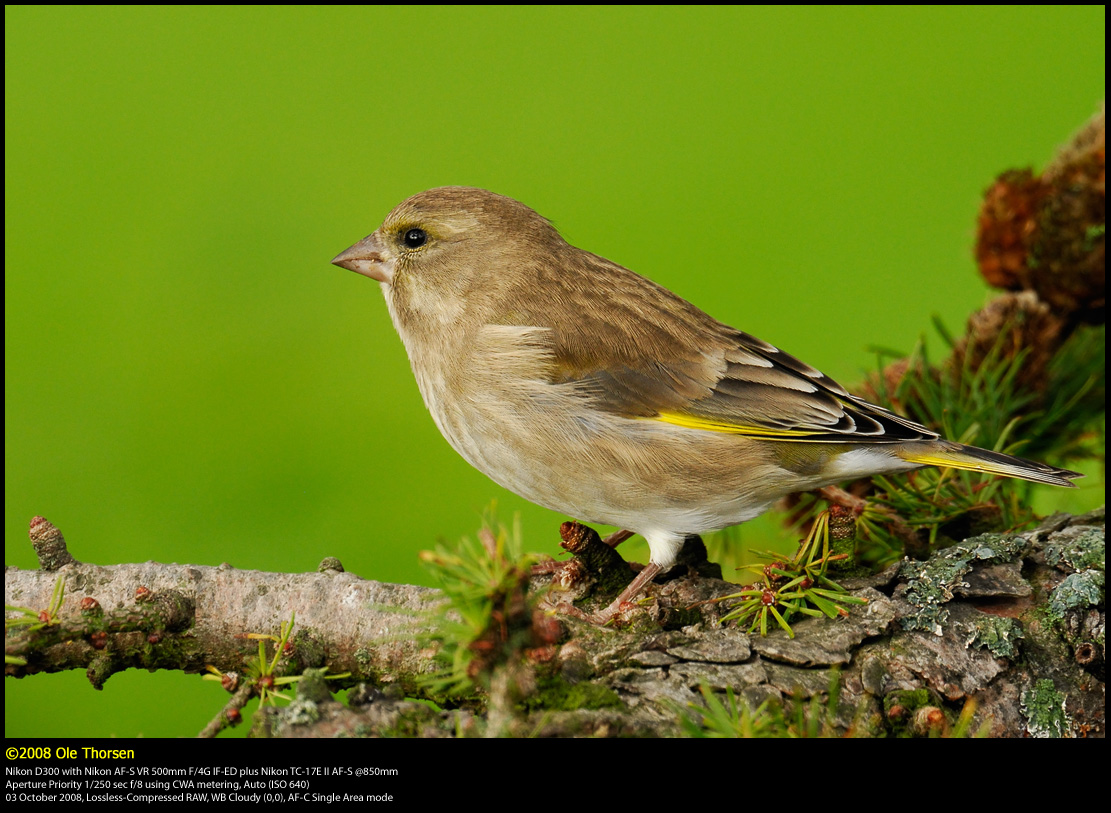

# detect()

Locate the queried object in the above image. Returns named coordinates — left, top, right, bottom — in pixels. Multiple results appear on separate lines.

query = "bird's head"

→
left=331, top=187, right=562, bottom=295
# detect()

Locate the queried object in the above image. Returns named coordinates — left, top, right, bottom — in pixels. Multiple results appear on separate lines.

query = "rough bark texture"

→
left=11, top=510, right=1100, bottom=737
left=264, top=507, right=1102, bottom=738
left=7, top=520, right=442, bottom=695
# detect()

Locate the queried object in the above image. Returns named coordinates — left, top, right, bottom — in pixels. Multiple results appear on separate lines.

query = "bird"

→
left=332, top=187, right=1081, bottom=623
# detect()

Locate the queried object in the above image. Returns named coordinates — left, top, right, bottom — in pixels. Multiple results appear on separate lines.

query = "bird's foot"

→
left=546, top=597, right=642, bottom=626
left=551, top=561, right=663, bottom=626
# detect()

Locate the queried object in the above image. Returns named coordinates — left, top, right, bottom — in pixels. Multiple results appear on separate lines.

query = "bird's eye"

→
left=403, top=228, right=427, bottom=248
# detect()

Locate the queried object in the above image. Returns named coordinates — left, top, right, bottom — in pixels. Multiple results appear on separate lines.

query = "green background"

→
left=5, top=6, right=1104, bottom=737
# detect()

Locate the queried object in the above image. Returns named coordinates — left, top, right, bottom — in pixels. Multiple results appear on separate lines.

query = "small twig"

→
left=28, top=516, right=77, bottom=570
left=816, top=486, right=867, bottom=514
left=559, top=521, right=635, bottom=595
left=197, top=682, right=254, bottom=738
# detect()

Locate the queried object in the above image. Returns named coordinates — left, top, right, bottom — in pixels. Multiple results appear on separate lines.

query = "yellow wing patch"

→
left=652, top=411, right=816, bottom=438
left=896, top=450, right=1017, bottom=477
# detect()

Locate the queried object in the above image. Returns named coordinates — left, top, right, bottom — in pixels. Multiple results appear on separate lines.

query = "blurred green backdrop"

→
left=5, top=6, right=1104, bottom=737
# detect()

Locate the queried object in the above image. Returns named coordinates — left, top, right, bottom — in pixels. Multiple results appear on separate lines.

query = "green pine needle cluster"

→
left=848, top=320, right=1103, bottom=566
left=719, top=511, right=868, bottom=637
left=417, top=510, right=543, bottom=697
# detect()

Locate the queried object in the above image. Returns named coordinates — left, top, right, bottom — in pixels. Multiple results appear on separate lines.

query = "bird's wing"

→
left=531, top=251, right=937, bottom=445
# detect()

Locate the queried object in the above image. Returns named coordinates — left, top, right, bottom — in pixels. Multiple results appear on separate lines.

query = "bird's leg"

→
left=543, top=523, right=661, bottom=625
left=602, top=529, right=634, bottom=548
left=589, top=561, right=661, bottom=625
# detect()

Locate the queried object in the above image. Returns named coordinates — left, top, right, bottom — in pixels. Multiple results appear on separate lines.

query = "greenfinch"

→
left=333, top=187, right=1080, bottom=622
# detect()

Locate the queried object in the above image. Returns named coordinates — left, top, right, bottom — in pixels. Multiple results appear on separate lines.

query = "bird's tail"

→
left=897, top=441, right=1082, bottom=488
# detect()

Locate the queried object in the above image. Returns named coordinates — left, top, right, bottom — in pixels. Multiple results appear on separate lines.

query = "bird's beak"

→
left=331, top=232, right=395, bottom=284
